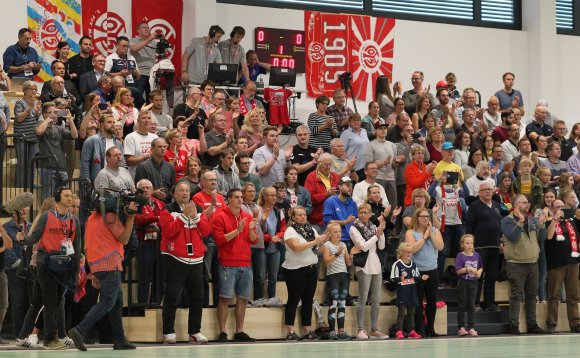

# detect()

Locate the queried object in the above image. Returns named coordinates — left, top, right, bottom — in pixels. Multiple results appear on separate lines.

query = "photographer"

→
left=22, top=187, right=81, bottom=350
left=35, top=102, right=78, bottom=200
left=159, top=181, right=211, bottom=344
left=68, top=196, right=137, bottom=351
left=130, top=22, right=158, bottom=106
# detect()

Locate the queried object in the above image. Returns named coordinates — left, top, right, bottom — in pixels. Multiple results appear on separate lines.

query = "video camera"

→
left=86, top=187, right=148, bottom=217
left=339, top=71, right=352, bottom=91
left=154, top=31, right=172, bottom=59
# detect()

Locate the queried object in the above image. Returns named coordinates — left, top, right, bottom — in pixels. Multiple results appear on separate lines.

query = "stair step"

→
left=447, top=310, right=506, bottom=324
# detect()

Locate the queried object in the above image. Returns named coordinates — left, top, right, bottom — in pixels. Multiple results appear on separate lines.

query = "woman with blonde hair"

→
left=426, top=126, right=444, bottom=163
left=404, top=208, right=444, bottom=337
left=239, top=108, right=264, bottom=156
left=112, top=87, right=138, bottom=138
left=164, top=128, right=189, bottom=182
left=411, top=95, right=431, bottom=132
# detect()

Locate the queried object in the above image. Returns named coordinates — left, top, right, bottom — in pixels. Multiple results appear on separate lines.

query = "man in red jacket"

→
left=212, top=188, right=258, bottom=343
left=304, top=153, right=339, bottom=231
left=159, top=181, right=212, bottom=344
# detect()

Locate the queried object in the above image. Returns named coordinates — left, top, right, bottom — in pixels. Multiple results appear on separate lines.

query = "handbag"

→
left=352, top=250, right=369, bottom=268
left=45, top=253, right=72, bottom=273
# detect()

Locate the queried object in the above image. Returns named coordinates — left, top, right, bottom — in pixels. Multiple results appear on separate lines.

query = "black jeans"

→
left=283, top=265, right=318, bottom=327
left=476, top=248, right=499, bottom=309
left=137, top=239, right=161, bottom=304
left=414, top=268, right=438, bottom=335
left=5, top=269, right=30, bottom=336
left=457, top=279, right=478, bottom=329
left=36, top=262, right=66, bottom=342
left=162, top=255, right=204, bottom=335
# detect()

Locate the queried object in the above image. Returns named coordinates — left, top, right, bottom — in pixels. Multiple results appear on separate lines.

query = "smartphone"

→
left=57, top=110, right=68, bottom=117
left=98, top=103, right=108, bottom=110
left=186, top=243, right=194, bottom=256
left=446, top=172, right=459, bottom=185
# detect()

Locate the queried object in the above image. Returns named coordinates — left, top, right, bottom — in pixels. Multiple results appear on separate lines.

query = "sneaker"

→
left=67, top=327, right=87, bottom=352
left=468, top=329, right=478, bottom=337
left=233, top=331, right=256, bottom=342
left=217, top=332, right=228, bottom=343
left=356, top=330, right=369, bottom=340
left=337, top=332, right=353, bottom=340
left=328, top=331, right=338, bottom=340
left=190, top=333, right=208, bottom=344
left=59, top=336, right=74, bottom=347
left=302, top=331, right=319, bottom=340
left=369, top=330, right=388, bottom=340
left=113, top=339, right=136, bottom=350
left=527, top=325, right=545, bottom=334
left=17, top=335, right=41, bottom=349
left=286, top=331, right=301, bottom=341
left=265, top=297, right=284, bottom=307
left=484, top=304, right=500, bottom=312
left=164, top=333, right=176, bottom=344
left=408, top=330, right=422, bottom=339
left=458, top=327, right=469, bottom=336
left=395, top=330, right=405, bottom=340
left=46, top=340, right=67, bottom=350
left=474, top=304, right=483, bottom=312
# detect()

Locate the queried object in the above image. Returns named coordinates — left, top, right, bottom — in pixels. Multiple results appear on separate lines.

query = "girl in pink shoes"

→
left=455, top=234, right=483, bottom=337
left=390, top=242, right=428, bottom=339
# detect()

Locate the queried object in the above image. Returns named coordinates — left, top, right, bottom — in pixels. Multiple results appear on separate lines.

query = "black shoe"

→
left=233, top=331, right=256, bottom=342
left=546, top=326, right=556, bottom=334
left=217, top=332, right=228, bottom=343
left=425, top=330, right=439, bottom=338
left=510, top=325, right=520, bottom=335
left=527, top=325, right=545, bottom=334
left=67, top=327, right=87, bottom=352
left=302, top=331, right=320, bottom=340
left=113, top=340, right=136, bottom=350
left=571, top=324, right=580, bottom=333
left=286, top=332, right=301, bottom=341
left=484, top=304, right=500, bottom=312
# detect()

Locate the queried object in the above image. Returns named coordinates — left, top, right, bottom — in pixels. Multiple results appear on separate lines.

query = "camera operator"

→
left=130, top=22, right=158, bottom=106
left=159, top=181, right=211, bottom=344
left=134, top=179, right=165, bottom=305
left=22, top=187, right=81, bottom=349
left=68, top=197, right=138, bottom=351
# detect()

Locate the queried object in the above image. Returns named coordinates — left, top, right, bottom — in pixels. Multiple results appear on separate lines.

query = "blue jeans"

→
left=40, top=168, right=68, bottom=201
left=251, top=248, right=266, bottom=299
left=438, top=224, right=464, bottom=282
left=135, top=75, right=150, bottom=108
left=75, top=270, right=125, bottom=344
left=538, top=240, right=547, bottom=301
left=218, top=265, right=253, bottom=300
left=15, top=139, right=38, bottom=188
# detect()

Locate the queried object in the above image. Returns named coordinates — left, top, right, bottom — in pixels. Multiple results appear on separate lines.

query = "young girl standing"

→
left=390, top=242, right=428, bottom=339
left=455, top=234, right=483, bottom=337
left=322, top=223, right=358, bottom=340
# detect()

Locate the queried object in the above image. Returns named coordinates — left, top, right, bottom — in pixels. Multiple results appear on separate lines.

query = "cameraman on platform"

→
left=68, top=194, right=138, bottom=351
left=130, top=21, right=158, bottom=106
left=23, top=187, right=81, bottom=349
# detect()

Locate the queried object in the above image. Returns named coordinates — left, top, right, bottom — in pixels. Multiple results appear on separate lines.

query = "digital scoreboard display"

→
left=255, top=27, right=306, bottom=73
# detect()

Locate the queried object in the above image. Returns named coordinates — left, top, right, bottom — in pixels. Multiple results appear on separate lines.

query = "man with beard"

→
left=150, top=90, right=173, bottom=137
left=3, top=28, right=41, bottom=79
left=81, top=115, right=124, bottom=183
left=326, top=88, right=354, bottom=132
left=492, top=109, right=515, bottom=144
left=323, top=176, right=358, bottom=244
left=68, top=36, right=94, bottom=91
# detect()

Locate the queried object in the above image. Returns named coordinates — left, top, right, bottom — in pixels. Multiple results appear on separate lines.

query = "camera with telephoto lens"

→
left=155, top=31, right=172, bottom=58
left=339, top=71, right=352, bottom=90
left=87, top=186, right=148, bottom=217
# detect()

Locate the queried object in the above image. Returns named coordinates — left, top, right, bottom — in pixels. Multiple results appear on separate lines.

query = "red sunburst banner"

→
left=305, top=11, right=395, bottom=102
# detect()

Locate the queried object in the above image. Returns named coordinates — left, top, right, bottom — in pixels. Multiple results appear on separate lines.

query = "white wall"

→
left=1, top=0, right=579, bottom=126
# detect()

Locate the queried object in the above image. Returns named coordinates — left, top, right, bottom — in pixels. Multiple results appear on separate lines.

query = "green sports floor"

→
left=1, top=335, right=580, bottom=358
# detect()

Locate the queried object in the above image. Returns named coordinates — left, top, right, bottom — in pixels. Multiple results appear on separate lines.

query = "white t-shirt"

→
left=282, top=226, right=319, bottom=270
left=352, top=180, right=390, bottom=206
left=124, top=131, right=158, bottom=178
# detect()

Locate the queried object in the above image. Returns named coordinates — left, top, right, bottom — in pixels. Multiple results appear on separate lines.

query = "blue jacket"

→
left=323, top=195, right=358, bottom=242
left=80, top=132, right=124, bottom=183
left=3, top=44, right=40, bottom=78
left=284, top=185, right=313, bottom=216
left=3, top=219, right=32, bottom=270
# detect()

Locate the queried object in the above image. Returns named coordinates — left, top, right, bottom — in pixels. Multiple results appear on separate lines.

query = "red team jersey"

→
left=264, top=88, right=293, bottom=125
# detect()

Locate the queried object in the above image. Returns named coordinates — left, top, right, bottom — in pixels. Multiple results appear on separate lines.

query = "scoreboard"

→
left=255, top=27, right=306, bottom=73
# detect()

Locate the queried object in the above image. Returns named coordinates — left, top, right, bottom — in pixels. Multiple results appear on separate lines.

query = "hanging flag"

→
left=27, top=0, right=83, bottom=81
left=82, top=0, right=131, bottom=57
left=131, top=0, right=183, bottom=75
left=305, top=11, right=395, bottom=102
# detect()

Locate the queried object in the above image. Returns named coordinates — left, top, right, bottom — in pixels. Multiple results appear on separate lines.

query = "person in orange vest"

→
left=22, top=187, right=81, bottom=350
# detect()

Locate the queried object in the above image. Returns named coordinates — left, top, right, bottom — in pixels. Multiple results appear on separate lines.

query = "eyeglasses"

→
left=359, top=212, right=371, bottom=215
left=320, top=102, right=329, bottom=106
left=418, top=215, right=430, bottom=218
left=276, top=188, right=286, bottom=192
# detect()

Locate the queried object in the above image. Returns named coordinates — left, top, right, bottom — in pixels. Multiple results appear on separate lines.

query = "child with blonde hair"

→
left=455, top=234, right=483, bottom=337
left=322, top=223, right=358, bottom=340
left=390, top=242, right=428, bottom=339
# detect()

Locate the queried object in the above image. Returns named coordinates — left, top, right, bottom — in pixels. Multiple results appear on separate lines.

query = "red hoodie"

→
left=212, top=206, right=254, bottom=266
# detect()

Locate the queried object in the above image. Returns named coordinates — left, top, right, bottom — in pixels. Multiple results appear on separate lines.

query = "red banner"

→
left=82, top=0, right=131, bottom=57
left=132, top=0, right=183, bottom=75
left=305, top=11, right=395, bottom=101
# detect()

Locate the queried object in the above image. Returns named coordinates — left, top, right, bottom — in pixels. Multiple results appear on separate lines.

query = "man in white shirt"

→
left=124, top=110, right=158, bottom=178
left=352, top=162, right=389, bottom=206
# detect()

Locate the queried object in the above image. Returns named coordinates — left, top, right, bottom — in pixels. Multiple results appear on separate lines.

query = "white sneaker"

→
left=164, top=333, right=176, bottom=344
left=357, top=329, right=369, bottom=339
left=369, top=330, right=389, bottom=340
left=16, top=335, right=41, bottom=348
left=190, top=332, right=208, bottom=344
left=59, top=336, right=74, bottom=347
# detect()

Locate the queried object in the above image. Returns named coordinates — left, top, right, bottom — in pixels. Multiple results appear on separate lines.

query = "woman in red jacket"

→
left=159, top=181, right=211, bottom=345
left=404, top=145, right=437, bottom=207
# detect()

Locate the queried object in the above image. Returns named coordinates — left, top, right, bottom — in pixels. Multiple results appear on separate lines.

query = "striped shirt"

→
left=13, top=99, right=40, bottom=142
left=324, top=241, right=348, bottom=275
left=308, top=112, right=336, bottom=151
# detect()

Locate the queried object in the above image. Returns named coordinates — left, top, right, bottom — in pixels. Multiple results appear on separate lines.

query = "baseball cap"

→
left=339, top=176, right=353, bottom=185
left=442, top=142, right=454, bottom=151
left=436, top=80, right=448, bottom=88
left=374, top=121, right=388, bottom=129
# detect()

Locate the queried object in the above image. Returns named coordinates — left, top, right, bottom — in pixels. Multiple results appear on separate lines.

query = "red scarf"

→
left=554, top=220, right=580, bottom=258
left=239, top=96, right=256, bottom=115
left=440, top=184, right=462, bottom=233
